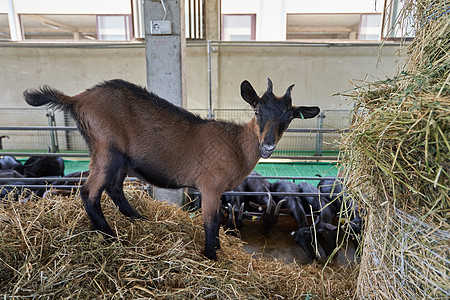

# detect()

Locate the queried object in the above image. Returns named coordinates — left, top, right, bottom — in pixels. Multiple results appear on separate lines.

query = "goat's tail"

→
left=23, top=86, right=73, bottom=111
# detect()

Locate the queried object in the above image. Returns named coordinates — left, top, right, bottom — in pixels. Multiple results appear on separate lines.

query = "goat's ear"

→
left=292, top=106, right=320, bottom=119
left=241, top=80, right=259, bottom=108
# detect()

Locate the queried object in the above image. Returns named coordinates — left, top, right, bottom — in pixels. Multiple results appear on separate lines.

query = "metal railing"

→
left=0, top=175, right=342, bottom=199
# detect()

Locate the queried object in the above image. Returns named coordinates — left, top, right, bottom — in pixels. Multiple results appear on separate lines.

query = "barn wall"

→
left=0, top=42, right=399, bottom=110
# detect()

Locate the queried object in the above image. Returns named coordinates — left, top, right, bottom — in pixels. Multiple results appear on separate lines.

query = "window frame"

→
left=221, top=14, right=256, bottom=41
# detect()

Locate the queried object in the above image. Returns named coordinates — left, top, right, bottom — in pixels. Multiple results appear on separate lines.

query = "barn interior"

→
left=1, top=0, right=448, bottom=299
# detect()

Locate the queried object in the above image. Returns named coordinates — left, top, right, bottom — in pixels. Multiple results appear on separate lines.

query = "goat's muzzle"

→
left=260, top=143, right=276, bottom=159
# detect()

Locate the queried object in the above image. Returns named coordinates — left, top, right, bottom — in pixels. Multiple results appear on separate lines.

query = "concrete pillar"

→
left=204, top=0, right=220, bottom=40
left=204, top=1, right=221, bottom=114
left=144, top=0, right=186, bottom=205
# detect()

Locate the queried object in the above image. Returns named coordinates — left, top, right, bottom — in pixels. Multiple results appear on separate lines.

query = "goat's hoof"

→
left=204, top=250, right=218, bottom=261
left=130, top=214, right=148, bottom=221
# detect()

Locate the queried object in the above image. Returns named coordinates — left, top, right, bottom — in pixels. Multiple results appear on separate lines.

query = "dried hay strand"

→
left=0, top=184, right=358, bottom=299
left=340, top=0, right=450, bottom=299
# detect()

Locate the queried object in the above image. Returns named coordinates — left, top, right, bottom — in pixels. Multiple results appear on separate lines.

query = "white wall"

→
left=0, top=0, right=131, bottom=14
left=285, top=0, right=385, bottom=13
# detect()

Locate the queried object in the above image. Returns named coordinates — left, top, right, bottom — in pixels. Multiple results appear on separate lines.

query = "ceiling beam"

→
left=287, top=26, right=355, bottom=33
left=25, top=15, right=79, bottom=33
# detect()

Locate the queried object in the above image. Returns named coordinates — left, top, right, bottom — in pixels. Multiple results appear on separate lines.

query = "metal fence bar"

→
left=315, top=112, right=324, bottom=156
left=188, top=191, right=343, bottom=198
left=0, top=176, right=343, bottom=197
left=0, top=184, right=341, bottom=198
left=0, top=176, right=341, bottom=183
left=0, top=126, right=78, bottom=131
left=269, top=155, right=338, bottom=160
left=285, top=128, right=348, bottom=133
left=0, top=152, right=89, bottom=157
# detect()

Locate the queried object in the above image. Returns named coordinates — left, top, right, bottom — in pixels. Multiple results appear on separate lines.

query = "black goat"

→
left=221, top=180, right=246, bottom=236
left=242, top=171, right=285, bottom=237
left=245, top=171, right=272, bottom=209
left=0, top=156, right=25, bottom=174
left=271, top=180, right=316, bottom=260
left=22, top=156, right=64, bottom=178
left=317, top=177, right=363, bottom=250
left=260, top=196, right=286, bottom=237
left=297, top=181, right=338, bottom=259
left=271, top=180, right=309, bottom=228
left=317, top=177, right=345, bottom=211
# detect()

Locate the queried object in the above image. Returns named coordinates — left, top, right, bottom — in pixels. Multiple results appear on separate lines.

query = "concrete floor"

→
left=237, top=214, right=359, bottom=266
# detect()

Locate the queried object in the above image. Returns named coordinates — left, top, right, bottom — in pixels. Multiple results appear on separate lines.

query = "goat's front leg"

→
left=201, top=190, right=222, bottom=260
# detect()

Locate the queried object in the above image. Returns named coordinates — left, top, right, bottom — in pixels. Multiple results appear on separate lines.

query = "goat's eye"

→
left=254, top=110, right=259, bottom=116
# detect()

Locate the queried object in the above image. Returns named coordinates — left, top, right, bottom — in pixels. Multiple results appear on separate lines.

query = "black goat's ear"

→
left=293, top=106, right=320, bottom=119
left=241, top=80, right=259, bottom=108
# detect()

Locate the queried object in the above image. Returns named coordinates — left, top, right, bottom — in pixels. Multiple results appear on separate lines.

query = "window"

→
left=359, top=14, right=382, bottom=40
left=19, top=14, right=132, bottom=41
left=0, top=14, right=10, bottom=40
left=21, top=14, right=97, bottom=41
left=97, top=15, right=132, bottom=41
left=381, top=0, right=415, bottom=40
left=222, top=14, right=256, bottom=41
left=286, top=13, right=382, bottom=41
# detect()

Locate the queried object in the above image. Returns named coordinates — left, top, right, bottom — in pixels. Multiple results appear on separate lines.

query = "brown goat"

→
left=23, top=79, right=320, bottom=260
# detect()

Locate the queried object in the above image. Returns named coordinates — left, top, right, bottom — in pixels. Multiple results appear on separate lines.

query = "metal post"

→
left=207, top=40, right=214, bottom=119
left=315, top=112, right=325, bottom=156
left=7, top=0, right=23, bottom=41
left=47, top=110, right=59, bottom=153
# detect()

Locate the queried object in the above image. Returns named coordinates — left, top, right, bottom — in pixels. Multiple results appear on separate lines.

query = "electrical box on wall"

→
left=150, top=20, right=172, bottom=34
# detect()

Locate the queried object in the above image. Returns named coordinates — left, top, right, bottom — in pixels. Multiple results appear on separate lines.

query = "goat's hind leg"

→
left=105, top=168, right=145, bottom=220
left=81, top=174, right=114, bottom=237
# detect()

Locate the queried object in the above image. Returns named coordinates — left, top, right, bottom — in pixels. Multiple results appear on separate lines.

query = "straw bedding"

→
left=0, top=184, right=357, bottom=299
left=341, top=0, right=449, bottom=298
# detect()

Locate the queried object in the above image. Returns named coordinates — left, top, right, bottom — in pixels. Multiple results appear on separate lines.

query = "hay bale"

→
left=0, top=183, right=357, bottom=299
left=341, top=0, right=449, bottom=298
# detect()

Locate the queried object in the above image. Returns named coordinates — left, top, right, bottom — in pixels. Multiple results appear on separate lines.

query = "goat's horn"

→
left=274, top=199, right=287, bottom=215
left=266, top=192, right=273, bottom=213
left=227, top=203, right=233, bottom=212
left=285, top=84, right=295, bottom=97
left=267, top=78, right=273, bottom=93
left=314, top=215, right=320, bottom=226
left=238, top=202, right=245, bottom=220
